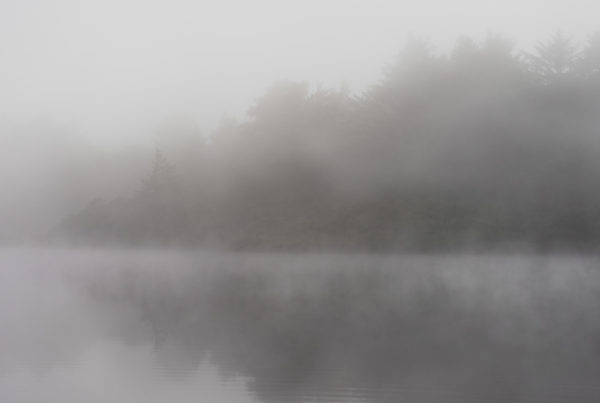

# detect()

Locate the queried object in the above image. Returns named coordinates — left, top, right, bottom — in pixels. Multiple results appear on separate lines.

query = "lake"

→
left=2, top=248, right=600, bottom=402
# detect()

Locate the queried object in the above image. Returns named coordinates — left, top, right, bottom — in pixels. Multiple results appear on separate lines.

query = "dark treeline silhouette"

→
left=54, top=33, right=600, bottom=251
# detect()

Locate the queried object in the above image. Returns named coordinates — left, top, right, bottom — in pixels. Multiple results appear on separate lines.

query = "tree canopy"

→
left=53, top=33, right=600, bottom=252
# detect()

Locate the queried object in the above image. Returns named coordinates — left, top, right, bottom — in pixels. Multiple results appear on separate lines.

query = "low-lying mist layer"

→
left=8, top=33, right=600, bottom=251
left=3, top=249, right=600, bottom=402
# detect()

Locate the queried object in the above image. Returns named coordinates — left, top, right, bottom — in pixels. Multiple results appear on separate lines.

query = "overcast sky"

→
left=1, top=0, right=599, bottom=147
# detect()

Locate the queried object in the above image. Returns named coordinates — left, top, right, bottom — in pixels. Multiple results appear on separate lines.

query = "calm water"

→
left=2, top=248, right=600, bottom=402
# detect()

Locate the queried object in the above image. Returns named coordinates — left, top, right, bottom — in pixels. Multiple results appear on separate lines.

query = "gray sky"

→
left=1, top=0, right=599, bottom=147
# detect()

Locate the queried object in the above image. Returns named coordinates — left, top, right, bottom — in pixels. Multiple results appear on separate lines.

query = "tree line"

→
left=54, top=33, right=600, bottom=251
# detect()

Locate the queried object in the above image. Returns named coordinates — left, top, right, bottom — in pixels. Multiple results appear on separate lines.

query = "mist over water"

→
left=2, top=248, right=600, bottom=402
left=4, top=1, right=600, bottom=401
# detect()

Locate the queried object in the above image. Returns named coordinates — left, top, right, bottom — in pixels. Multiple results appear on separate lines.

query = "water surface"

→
left=2, top=248, right=600, bottom=402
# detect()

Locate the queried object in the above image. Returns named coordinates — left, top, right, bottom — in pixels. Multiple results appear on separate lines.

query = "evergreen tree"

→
left=527, top=31, right=579, bottom=83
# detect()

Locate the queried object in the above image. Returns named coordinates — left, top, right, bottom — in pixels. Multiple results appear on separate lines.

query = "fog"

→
left=3, top=1, right=598, bottom=146
left=7, top=31, right=600, bottom=251
left=3, top=1, right=600, bottom=402
left=2, top=2, right=600, bottom=245
left=3, top=249, right=600, bottom=402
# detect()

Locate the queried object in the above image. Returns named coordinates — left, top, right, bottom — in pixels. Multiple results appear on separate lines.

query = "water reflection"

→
left=2, top=249, right=600, bottom=402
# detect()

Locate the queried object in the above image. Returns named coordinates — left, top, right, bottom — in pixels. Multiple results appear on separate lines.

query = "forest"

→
left=52, top=33, right=600, bottom=252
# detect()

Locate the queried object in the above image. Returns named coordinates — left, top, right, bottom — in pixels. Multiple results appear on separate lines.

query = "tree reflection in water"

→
left=84, top=252, right=600, bottom=403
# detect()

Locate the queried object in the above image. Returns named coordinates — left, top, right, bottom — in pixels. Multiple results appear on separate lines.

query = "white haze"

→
left=1, top=0, right=599, bottom=241
left=2, top=249, right=600, bottom=402
left=1, top=0, right=599, bottom=147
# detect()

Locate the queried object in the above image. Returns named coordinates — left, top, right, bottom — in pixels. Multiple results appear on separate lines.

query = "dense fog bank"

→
left=10, top=33, right=600, bottom=251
